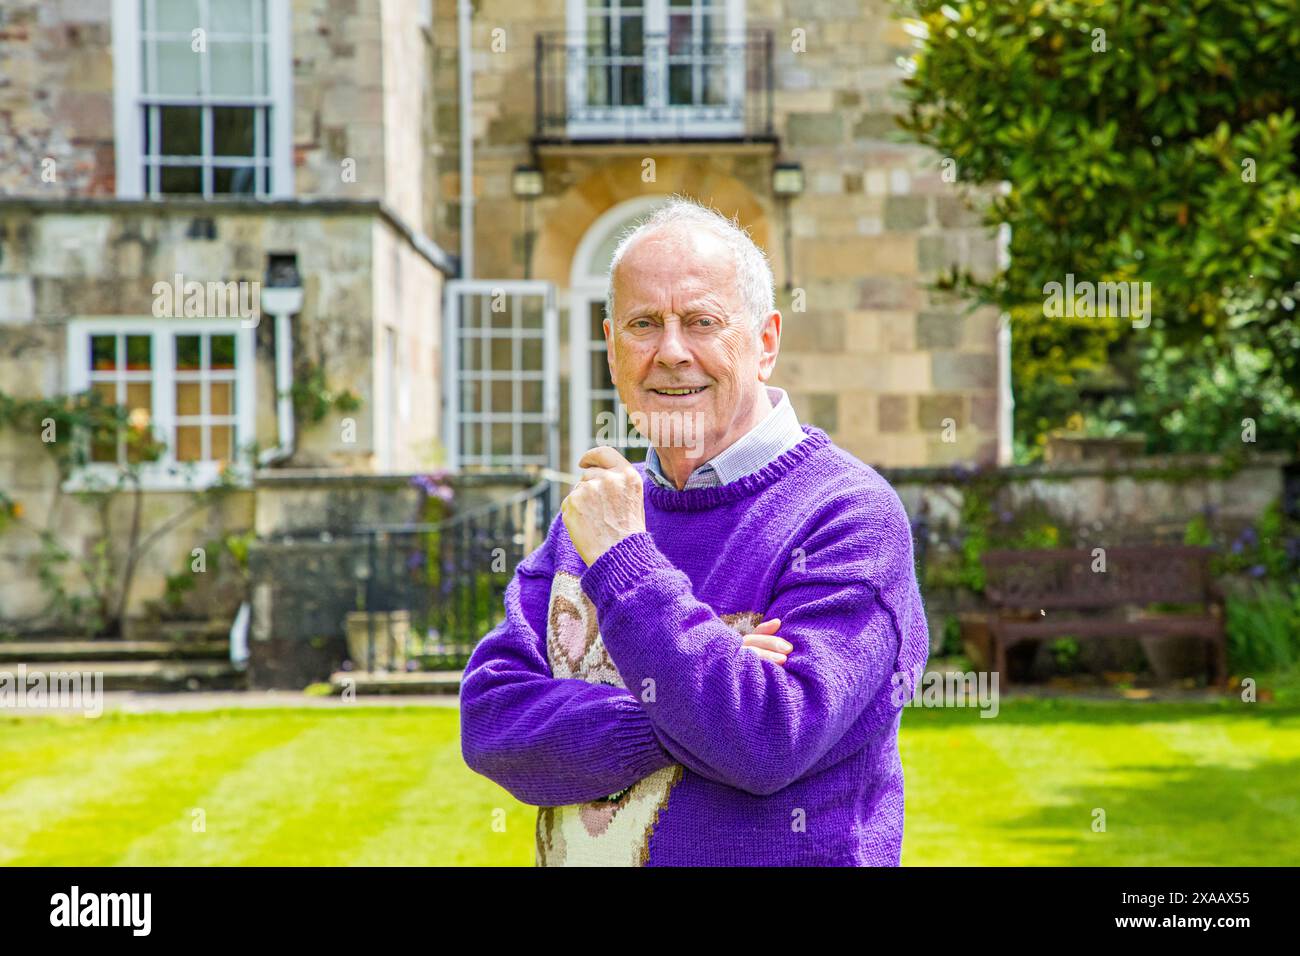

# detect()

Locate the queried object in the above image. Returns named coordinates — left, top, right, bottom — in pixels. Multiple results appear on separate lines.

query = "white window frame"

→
left=65, top=318, right=257, bottom=491
left=565, top=0, right=747, bottom=140
left=443, top=281, right=559, bottom=471
left=112, top=0, right=294, bottom=199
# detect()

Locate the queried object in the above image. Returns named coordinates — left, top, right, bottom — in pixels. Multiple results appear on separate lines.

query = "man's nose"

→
left=654, top=319, right=692, bottom=367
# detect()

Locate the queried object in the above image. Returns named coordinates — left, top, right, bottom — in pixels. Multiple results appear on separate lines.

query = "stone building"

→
left=0, top=0, right=1002, bottom=641
left=0, top=0, right=450, bottom=629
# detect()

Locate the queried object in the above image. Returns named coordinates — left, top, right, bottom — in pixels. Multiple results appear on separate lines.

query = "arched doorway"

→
left=567, top=195, right=670, bottom=468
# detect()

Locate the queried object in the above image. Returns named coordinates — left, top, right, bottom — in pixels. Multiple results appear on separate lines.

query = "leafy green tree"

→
left=895, top=0, right=1300, bottom=459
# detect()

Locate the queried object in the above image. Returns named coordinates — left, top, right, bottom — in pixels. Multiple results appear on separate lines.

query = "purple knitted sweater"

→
left=459, top=426, right=929, bottom=866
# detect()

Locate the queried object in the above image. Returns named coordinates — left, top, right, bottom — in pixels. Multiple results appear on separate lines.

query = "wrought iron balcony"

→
left=534, top=28, right=775, bottom=143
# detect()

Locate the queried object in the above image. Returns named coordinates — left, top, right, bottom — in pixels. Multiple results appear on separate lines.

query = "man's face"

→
left=605, top=225, right=776, bottom=460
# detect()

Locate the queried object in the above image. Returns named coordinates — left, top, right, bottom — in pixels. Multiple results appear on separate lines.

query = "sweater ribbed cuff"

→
left=580, top=531, right=670, bottom=611
left=610, top=694, right=672, bottom=778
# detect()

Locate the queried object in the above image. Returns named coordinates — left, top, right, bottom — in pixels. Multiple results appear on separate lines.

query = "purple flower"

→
left=1249, top=564, right=1267, bottom=578
left=1231, top=540, right=1245, bottom=555
left=1241, top=526, right=1258, bottom=546
left=411, top=472, right=455, bottom=503
left=999, top=510, right=1014, bottom=523
left=406, top=550, right=426, bottom=571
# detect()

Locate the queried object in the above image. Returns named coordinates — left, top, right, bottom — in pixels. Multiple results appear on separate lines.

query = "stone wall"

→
left=0, top=0, right=435, bottom=222
left=0, top=1, right=115, bottom=197
left=880, top=451, right=1297, bottom=654
left=0, top=199, right=447, bottom=622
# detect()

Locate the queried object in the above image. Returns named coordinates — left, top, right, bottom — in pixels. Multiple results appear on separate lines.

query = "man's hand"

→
left=562, top=446, right=647, bottom=565
left=741, top=617, right=793, bottom=666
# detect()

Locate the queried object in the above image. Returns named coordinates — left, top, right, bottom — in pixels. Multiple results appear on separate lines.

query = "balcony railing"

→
left=534, top=28, right=775, bottom=142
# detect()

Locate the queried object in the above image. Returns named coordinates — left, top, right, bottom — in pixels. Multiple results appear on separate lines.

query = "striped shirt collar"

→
left=644, top=386, right=805, bottom=490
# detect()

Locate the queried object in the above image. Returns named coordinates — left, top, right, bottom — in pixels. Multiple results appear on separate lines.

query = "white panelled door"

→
left=443, top=280, right=559, bottom=471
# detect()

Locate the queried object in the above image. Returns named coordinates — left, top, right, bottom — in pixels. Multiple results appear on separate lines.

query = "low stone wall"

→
left=878, top=451, right=1297, bottom=668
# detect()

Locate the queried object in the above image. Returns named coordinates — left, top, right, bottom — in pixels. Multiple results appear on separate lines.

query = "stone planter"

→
left=345, top=610, right=410, bottom=672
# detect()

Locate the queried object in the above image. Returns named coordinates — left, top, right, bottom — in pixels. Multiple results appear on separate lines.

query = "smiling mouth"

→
left=649, top=386, right=708, bottom=396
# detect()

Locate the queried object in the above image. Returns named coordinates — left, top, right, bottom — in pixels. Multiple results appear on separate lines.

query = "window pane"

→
left=154, top=40, right=202, bottom=95
left=669, top=64, right=693, bottom=105
left=490, top=379, right=512, bottom=411
left=126, top=382, right=152, bottom=415
left=521, top=379, right=543, bottom=410
left=586, top=65, right=610, bottom=106
left=459, top=378, right=480, bottom=412
left=176, top=381, right=202, bottom=415
left=91, top=378, right=118, bottom=461
left=211, top=335, right=236, bottom=369
left=91, top=381, right=117, bottom=406
left=591, top=349, right=612, bottom=391
left=91, top=335, right=117, bottom=371
left=210, top=41, right=258, bottom=95
left=209, top=0, right=255, bottom=34
left=160, top=165, right=202, bottom=194
left=490, top=336, right=512, bottom=369
left=669, top=14, right=692, bottom=54
left=210, top=381, right=233, bottom=415
left=522, top=336, right=543, bottom=372
left=214, top=165, right=258, bottom=195
left=621, top=15, right=643, bottom=56
left=490, top=299, right=513, bottom=329
left=619, top=65, right=644, bottom=106
left=586, top=15, right=611, bottom=53
left=704, top=63, right=725, bottom=105
left=589, top=301, right=605, bottom=340
left=522, top=423, right=546, bottom=457
left=212, top=107, right=255, bottom=156
left=91, top=434, right=118, bottom=463
left=210, top=424, right=233, bottom=463
left=176, top=335, right=202, bottom=370
left=126, top=335, right=151, bottom=370
left=521, top=297, right=543, bottom=330
left=490, top=424, right=512, bottom=456
left=176, top=425, right=203, bottom=462
left=153, top=0, right=200, bottom=33
left=158, top=106, right=202, bottom=157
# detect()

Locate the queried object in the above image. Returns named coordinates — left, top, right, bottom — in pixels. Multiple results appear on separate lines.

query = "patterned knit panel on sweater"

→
left=536, top=569, right=760, bottom=866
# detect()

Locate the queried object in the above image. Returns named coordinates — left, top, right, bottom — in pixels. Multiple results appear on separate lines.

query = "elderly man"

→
left=459, top=196, right=929, bottom=866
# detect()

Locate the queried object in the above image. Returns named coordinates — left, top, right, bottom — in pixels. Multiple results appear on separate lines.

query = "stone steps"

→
left=328, top=669, right=462, bottom=696
left=5, top=659, right=245, bottom=692
left=0, top=640, right=229, bottom=663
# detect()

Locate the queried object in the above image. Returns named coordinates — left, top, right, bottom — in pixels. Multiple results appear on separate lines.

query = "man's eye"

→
left=694, top=317, right=716, bottom=327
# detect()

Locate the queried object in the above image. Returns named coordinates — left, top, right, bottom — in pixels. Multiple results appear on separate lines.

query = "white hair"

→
left=605, top=195, right=776, bottom=340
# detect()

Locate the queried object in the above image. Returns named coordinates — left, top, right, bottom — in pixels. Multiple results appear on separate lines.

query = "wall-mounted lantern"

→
left=772, top=161, right=804, bottom=293
left=512, top=164, right=544, bottom=279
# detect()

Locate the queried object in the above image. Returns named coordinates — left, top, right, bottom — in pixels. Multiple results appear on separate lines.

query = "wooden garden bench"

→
left=980, top=545, right=1228, bottom=687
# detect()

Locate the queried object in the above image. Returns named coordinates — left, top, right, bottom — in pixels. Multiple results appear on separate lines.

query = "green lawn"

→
left=2, top=696, right=1297, bottom=866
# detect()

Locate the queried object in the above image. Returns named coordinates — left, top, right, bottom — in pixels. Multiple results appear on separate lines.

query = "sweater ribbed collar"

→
left=639, top=425, right=832, bottom=512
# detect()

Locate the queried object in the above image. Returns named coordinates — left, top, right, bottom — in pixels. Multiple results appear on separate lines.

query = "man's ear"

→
left=756, top=310, right=781, bottom=382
